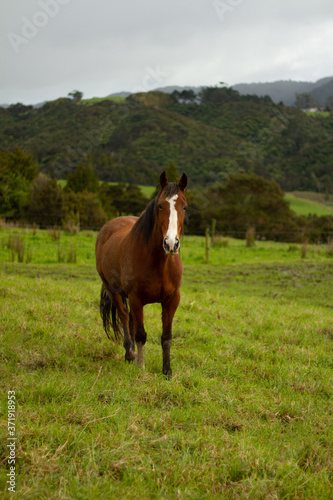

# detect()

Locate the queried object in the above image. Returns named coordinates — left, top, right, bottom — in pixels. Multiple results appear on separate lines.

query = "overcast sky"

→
left=1, top=0, right=333, bottom=105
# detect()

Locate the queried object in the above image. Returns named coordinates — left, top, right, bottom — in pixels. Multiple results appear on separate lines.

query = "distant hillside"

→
left=1, top=89, right=333, bottom=192
left=108, top=86, right=202, bottom=99
left=309, top=79, right=333, bottom=106
left=233, top=77, right=333, bottom=107
left=110, top=78, right=333, bottom=108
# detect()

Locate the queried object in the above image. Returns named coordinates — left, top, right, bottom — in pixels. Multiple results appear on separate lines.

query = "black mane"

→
left=131, top=182, right=179, bottom=245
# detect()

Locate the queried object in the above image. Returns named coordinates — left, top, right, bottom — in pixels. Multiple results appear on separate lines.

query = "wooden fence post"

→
left=211, top=218, right=216, bottom=246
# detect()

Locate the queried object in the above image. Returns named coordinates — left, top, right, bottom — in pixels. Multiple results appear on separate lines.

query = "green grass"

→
left=288, top=191, right=333, bottom=208
left=304, top=111, right=330, bottom=117
left=82, top=96, right=126, bottom=104
left=139, top=185, right=155, bottom=198
left=285, top=193, right=333, bottom=216
left=1, top=228, right=333, bottom=498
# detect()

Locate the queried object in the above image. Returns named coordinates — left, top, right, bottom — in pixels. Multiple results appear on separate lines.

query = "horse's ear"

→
left=160, top=171, right=168, bottom=189
left=178, top=173, right=187, bottom=191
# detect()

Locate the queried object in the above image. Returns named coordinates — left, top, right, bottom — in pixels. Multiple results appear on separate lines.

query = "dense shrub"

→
left=27, top=174, right=64, bottom=227
left=189, top=174, right=300, bottom=241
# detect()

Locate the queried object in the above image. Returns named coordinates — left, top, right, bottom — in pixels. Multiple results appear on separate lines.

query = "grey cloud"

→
left=1, top=0, right=332, bottom=104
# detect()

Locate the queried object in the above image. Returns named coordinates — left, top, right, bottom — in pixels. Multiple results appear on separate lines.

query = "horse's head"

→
left=157, top=171, right=187, bottom=255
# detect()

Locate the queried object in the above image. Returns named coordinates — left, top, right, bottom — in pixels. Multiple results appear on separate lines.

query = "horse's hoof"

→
left=125, top=350, right=137, bottom=362
left=137, top=360, right=145, bottom=369
left=163, top=369, right=172, bottom=380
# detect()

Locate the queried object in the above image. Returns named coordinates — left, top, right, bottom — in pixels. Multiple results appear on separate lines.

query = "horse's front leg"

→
left=161, top=290, right=180, bottom=379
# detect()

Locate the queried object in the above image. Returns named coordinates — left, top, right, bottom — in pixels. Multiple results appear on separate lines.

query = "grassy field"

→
left=285, top=194, right=333, bottom=217
left=304, top=111, right=330, bottom=118
left=1, top=228, right=333, bottom=499
left=81, top=96, right=126, bottom=105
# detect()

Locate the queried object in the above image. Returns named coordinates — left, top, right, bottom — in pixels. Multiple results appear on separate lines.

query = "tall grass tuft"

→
left=58, top=244, right=66, bottom=263
left=8, top=234, right=25, bottom=262
left=47, top=226, right=62, bottom=241
left=63, top=220, right=79, bottom=235
left=326, top=239, right=333, bottom=257
left=301, top=239, right=308, bottom=258
left=212, top=235, right=229, bottom=248
left=25, top=245, right=33, bottom=263
left=67, top=244, right=77, bottom=263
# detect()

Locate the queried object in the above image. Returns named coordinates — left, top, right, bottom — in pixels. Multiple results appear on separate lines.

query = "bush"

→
left=197, top=174, right=300, bottom=241
left=99, top=183, right=148, bottom=217
left=66, top=163, right=99, bottom=193
left=0, top=148, right=38, bottom=220
left=63, top=190, right=107, bottom=230
left=26, top=174, right=64, bottom=227
left=303, top=215, right=333, bottom=243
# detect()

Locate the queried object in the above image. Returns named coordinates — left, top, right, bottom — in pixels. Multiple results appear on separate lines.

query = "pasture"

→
left=1, top=228, right=333, bottom=499
left=285, top=194, right=333, bottom=217
left=81, top=96, right=127, bottom=105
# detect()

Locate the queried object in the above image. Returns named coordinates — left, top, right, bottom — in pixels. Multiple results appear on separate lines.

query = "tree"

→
left=325, top=96, right=333, bottom=112
left=179, top=90, right=196, bottom=103
left=99, top=183, right=149, bottom=216
left=68, top=90, right=83, bottom=103
left=200, top=86, right=240, bottom=105
left=200, top=174, right=299, bottom=241
left=0, top=147, right=38, bottom=181
left=0, top=148, right=38, bottom=219
left=27, top=174, right=64, bottom=226
left=63, top=190, right=107, bottom=230
left=295, top=93, right=320, bottom=110
left=66, top=163, right=99, bottom=193
left=7, top=103, right=33, bottom=115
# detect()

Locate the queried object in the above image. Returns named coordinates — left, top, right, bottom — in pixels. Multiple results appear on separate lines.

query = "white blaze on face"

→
left=166, top=194, right=178, bottom=248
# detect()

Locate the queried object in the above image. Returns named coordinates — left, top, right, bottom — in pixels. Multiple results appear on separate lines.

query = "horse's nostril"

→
left=174, top=238, right=180, bottom=250
left=163, top=238, right=170, bottom=251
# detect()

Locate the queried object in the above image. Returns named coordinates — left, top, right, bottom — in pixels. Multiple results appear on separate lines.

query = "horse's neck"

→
left=135, top=223, right=167, bottom=267
left=146, top=225, right=166, bottom=263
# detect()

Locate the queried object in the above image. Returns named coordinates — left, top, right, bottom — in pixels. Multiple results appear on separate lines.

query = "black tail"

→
left=99, top=285, right=128, bottom=343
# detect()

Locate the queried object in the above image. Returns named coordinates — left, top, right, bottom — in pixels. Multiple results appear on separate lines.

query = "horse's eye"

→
left=184, top=206, right=188, bottom=211
left=158, top=204, right=163, bottom=210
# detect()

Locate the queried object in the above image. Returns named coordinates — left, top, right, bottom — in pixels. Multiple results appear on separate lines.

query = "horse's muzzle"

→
left=163, top=237, right=180, bottom=255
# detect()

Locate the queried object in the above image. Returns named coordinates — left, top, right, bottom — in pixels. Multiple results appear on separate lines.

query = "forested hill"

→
left=1, top=88, right=333, bottom=192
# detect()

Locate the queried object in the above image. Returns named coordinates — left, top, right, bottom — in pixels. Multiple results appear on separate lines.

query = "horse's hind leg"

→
left=129, top=295, right=146, bottom=369
left=111, top=293, right=136, bottom=362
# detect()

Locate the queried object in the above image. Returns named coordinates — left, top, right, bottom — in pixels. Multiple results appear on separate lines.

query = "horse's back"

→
left=96, top=216, right=137, bottom=248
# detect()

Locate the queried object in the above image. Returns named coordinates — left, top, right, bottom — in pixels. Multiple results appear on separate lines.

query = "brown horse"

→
left=95, top=171, right=187, bottom=377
